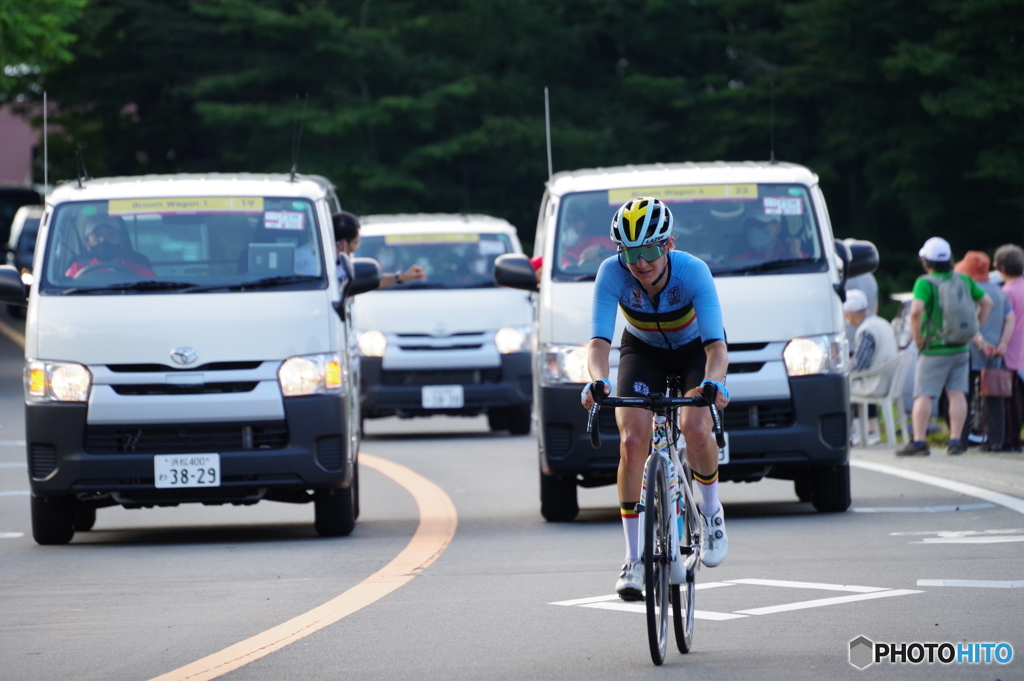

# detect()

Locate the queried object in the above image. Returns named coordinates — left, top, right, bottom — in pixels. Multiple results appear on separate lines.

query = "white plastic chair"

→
left=850, top=351, right=915, bottom=447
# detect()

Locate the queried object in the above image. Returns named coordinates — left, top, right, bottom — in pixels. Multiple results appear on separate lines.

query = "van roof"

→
left=547, top=161, right=818, bottom=195
left=360, top=213, right=516, bottom=236
left=47, top=173, right=337, bottom=203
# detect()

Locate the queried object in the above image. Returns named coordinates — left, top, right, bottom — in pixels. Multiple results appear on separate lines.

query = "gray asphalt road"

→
left=1, top=312, right=1022, bottom=680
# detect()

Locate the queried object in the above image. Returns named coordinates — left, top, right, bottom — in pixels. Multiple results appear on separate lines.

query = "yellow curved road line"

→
left=148, top=453, right=458, bottom=681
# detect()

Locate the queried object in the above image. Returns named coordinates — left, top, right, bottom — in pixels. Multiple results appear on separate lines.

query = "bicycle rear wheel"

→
left=644, top=454, right=670, bottom=666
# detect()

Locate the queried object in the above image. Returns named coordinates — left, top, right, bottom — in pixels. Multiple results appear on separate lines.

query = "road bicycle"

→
left=587, top=378, right=725, bottom=666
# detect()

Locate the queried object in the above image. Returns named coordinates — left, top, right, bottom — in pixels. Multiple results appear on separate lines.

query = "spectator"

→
left=845, top=288, right=898, bottom=446
left=953, top=251, right=1015, bottom=447
left=332, top=211, right=425, bottom=289
left=994, top=244, right=1024, bottom=451
left=897, top=237, right=993, bottom=457
left=845, top=269, right=879, bottom=348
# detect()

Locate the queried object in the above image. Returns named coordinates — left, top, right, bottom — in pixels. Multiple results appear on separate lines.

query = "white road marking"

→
left=0, top=462, right=27, bottom=468
left=0, top=532, right=24, bottom=539
left=919, top=536, right=1024, bottom=544
left=853, top=503, right=996, bottom=513
left=733, top=589, right=923, bottom=616
left=0, top=440, right=26, bottom=446
left=918, top=579, right=1024, bottom=588
left=724, top=578, right=890, bottom=593
left=551, top=580, right=922, bottom=621
left=0, top=491, right=29, bottom=496
left=850, top=459, right=1024, bottom=516
left=890, top=528, right=1024, bottom=544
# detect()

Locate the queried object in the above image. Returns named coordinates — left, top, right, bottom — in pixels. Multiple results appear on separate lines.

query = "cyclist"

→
left=580, top=197, right=730, bottom=601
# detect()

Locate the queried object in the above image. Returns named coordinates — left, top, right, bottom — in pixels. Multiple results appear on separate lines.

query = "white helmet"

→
left=610, top=197, right=673, bottom=248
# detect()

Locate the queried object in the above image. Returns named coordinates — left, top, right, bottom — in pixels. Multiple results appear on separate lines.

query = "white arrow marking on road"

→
left=551, top=579, right=922, bottom=620
left=0, top=532, right=24, bottom=539
left=919, top=536, right=1024, bottom=544
left=918, top=579, right=1024, bottom=588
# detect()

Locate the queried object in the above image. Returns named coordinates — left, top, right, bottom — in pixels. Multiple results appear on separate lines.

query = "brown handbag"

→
left=980, top=359, right=1014, bottom=398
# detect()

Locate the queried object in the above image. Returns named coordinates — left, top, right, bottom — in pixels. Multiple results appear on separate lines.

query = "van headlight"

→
left=495, top=326, right=531, bottom=354
left=26, top=360, right=92, bottom=402
left=540, top=344, right=591, bottom=385
left=358, top=330, right=387, bottom=357
left=278, top=353, right=343, bottom=397
left=783, top=333, right=848, bottom=376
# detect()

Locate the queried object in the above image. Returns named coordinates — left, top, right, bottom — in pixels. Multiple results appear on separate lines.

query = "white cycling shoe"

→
left=699, top=506, right=728, bottom=568
left=615, top=561, right=644, bottom=601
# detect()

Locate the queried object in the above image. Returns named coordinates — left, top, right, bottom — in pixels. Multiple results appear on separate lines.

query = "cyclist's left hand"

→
left=698, top=380, right=730, bottom=410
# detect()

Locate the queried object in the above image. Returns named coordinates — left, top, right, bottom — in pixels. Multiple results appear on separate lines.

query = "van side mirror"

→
left=348, top=257, right=382, bottom=296
left=493, top=253, right=538, bottom=292
left=0, top=264, right=27, bottom=305
left=843, top=239, right=879, bottom=278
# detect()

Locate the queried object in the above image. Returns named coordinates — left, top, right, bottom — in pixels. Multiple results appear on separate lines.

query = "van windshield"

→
left=39, top=197, right=327, bottom=294
left=551, top=184, right=827, bottom=281
left=355, top=232, right=512, bottom=290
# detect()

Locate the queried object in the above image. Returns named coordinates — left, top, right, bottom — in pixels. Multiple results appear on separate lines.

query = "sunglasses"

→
left=619, top=241, right=669, bottom=265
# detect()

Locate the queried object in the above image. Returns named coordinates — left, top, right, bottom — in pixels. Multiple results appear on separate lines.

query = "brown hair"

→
left=994, top=244, right=1024, bottom=277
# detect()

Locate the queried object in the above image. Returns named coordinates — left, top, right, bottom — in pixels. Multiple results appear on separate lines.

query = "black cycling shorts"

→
left=617, top=331, right=706, bottom=400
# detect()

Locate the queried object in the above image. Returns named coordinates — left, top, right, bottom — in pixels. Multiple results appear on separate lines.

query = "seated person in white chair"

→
left=845, top=288, right=898, bottom=445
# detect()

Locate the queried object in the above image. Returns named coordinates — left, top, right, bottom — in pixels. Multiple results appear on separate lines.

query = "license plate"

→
left=422, top=385, right=465, bottom=409
left=718, top=432, right=730, bottom=465
left=154, top=454, right=221, bottom=489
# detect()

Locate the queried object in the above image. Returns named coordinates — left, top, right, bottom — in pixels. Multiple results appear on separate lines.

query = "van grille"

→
left=380, top=369, right=502, bottom=387
left=819, top=414, right=848, bottom=448
left=106, top=362, right=263, bottom=373
left=84, top=423, right=288, bottom=454
left=111, top=382, right=259, bottom=396
left=544, top=425, right=572, bottom=459
left=723, top=402, right=795, bottom=430
left=29, top=444, right=57, bottom=479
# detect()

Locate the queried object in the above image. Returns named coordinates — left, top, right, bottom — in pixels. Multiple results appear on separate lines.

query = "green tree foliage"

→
left=32, top=0, right=1024, bottom=281
left=0, top=0, right=86, bottom=95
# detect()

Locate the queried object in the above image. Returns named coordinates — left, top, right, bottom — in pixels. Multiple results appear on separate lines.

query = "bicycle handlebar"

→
left=587, top=382, right=726, bottom=450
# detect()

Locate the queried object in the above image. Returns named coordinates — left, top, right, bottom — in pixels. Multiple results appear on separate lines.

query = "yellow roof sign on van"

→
left=608, top=185, right=757, bottom=204
left=108, top=197, right=264, bottom=215
left=385, top=233, right=480, bottom=244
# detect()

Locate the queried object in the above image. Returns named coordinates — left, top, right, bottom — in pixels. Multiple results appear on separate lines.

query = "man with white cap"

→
left=898, top=237, right=993, bottom=456
left=845, top=288, right=898, bottom=445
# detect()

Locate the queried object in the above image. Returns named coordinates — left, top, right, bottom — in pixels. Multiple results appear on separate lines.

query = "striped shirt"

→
left=592, top=250, right=724, bottom=350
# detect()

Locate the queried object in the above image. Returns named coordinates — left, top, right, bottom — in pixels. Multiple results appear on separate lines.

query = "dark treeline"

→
left=9, top=0, right=1024, bottom=307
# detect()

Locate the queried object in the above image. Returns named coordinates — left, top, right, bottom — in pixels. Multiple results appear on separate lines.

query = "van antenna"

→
left=544, top=87, right=553, bottom=181
left=75, top=143, right=90, bottom=188
left=769, top=81, right=777, bottom=165
left=290, top=93, right=309, bottom=182
left=43, top=91, right=48, bottom=204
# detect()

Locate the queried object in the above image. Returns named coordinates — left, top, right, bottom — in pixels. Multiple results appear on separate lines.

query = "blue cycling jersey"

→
left=592, top=250, right=724, bottom=350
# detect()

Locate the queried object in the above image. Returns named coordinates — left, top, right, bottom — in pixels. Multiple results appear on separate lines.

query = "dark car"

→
left=0, top=186, right=42, bottom=246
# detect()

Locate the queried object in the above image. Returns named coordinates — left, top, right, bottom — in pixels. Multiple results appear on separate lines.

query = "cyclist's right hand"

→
left=581, top=379, right=611, bottom=410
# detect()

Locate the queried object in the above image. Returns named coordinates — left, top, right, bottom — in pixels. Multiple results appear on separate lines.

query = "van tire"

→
left=314, top=487, right=356, bottom=537
left=811, top=464, right=851, bottom=513
left=540, top=472, right=578, bottom=522
left=794, top=476, right=814, bottom=503
left=489, top=407, right=531, bottom=435
left=31, top=495, right=76, bottom=545
left=73, top=502, right=97, bottom=531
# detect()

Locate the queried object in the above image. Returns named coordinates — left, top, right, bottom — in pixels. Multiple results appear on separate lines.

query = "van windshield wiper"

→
left=184, top=274, right=323, bottom=293
left=716, top=258, right=810, bottom=275
left=62, top=280, right=198, bottom=295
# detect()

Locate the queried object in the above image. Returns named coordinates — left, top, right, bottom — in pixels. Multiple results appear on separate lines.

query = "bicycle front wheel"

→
left=644, top=454, right=670, bottom=666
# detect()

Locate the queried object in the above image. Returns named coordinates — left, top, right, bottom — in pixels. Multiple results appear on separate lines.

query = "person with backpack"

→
left=898, top=237, right=993, bottom=456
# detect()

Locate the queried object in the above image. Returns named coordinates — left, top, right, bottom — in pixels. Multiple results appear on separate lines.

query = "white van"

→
left=0, top=173, right=379, bottom=544
left=353, top=214, right=533, bottom=433
left=495, top=162, right=877, bottom=520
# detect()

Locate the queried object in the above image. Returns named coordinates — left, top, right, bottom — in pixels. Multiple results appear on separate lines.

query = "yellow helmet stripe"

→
left=621, top=201, right=649, bottom=243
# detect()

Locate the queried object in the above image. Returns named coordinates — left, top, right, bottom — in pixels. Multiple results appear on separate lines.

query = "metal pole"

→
left=43, top=91, right=48, bottom=202
left=544, top=87, right=553, bottom=181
